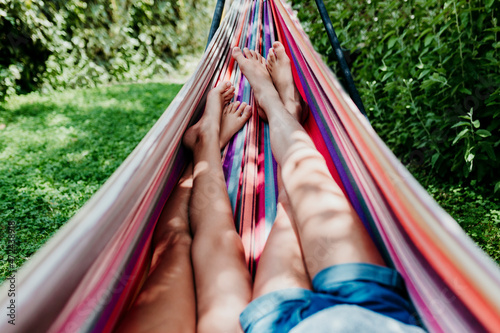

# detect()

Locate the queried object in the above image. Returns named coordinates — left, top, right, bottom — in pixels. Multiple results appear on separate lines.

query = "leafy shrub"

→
left=0, top=0, right=214, bottom=99
left=291, top=0, right=500, bottom=186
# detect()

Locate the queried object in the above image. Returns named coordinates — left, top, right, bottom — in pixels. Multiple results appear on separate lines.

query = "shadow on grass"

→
left=0, top=82, right=183, bottom=282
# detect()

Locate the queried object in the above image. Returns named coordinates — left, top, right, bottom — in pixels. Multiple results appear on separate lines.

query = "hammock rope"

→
left=1, top=1, right=500, bottom=332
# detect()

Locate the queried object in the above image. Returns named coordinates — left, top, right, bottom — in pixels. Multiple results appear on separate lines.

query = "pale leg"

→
left=232, top=45, right=385, bottom=280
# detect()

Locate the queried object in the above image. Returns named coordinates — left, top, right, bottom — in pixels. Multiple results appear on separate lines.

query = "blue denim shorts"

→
left=240, top=263, right=420, bottom=332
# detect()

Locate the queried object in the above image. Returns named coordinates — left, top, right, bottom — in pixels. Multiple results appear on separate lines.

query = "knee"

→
left=220, top=231, right=245, bottom=255
left=222, top=231, right=246, bottom=256
left=153, top=215, right=192, bottom=244
left=282, top=149, right=328, bottom=179
left=154, top=227, right=192, bottom=253
left=150, top=229, right=192, bottom=271
left=163, top=215, right=191, bottom=235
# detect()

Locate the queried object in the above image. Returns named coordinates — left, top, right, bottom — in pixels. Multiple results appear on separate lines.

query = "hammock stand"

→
left=1, top=1, right=500, bottom=332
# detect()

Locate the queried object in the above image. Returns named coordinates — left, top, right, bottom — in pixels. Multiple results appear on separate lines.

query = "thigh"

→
left=116, top=234, right=195, bottom=333
left=280, top=151, right=386, bottom=278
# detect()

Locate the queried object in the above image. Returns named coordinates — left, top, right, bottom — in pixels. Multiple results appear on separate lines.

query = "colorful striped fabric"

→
left=2, top=1, right=500, bottom=332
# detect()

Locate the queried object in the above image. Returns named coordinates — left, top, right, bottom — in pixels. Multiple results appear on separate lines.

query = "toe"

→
left=230, top=101, right=240, bottom=113
left=259, top=54, right=266, bottom=65
left=273, top=42, right=288, bottom=60
left=238, top=102, right=248, bottom=114
left=243, top=48, right=252, bottom=58
left=217, top=80, right=232, bottom=92
left=241, top=105, right=252, bottom=119
left=232, top=47, right=244, bottom=61
left=269, top=49, right=276, bottom=64
left=273, top=41, right=285, bottom=53
left=222, top=86, right=235, bottom=101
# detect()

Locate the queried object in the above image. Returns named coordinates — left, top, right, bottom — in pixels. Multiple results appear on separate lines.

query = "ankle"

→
left=184, top=123, right=219, bottom=152
left=258, top=90, right=282, bottom=110
left=197, top=127, right=219, bottom=146
left=265, top=104, right=291, bottom=124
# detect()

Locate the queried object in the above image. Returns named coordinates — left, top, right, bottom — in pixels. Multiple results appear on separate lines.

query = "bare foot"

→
left=232, top=47, right=283, bottom=122
left=220, top=101, right=252, bottom=148
left=266, top=42, right=305, bottom=123
left=183, top=81, right=235, bottom=150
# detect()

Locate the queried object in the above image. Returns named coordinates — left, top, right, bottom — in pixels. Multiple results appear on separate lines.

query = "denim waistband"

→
left=312, top=263, right=405, bottom=293
left=240, top=288, right=312, bottom=331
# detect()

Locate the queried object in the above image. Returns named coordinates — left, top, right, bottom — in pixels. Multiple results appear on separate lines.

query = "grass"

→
left=417, top=175, right=500, bottom=264
left=0, top=82, right=182, bottom=283
left=415, top=174, right=500, bottom=264
left=1, top=81, right=498, bottom=284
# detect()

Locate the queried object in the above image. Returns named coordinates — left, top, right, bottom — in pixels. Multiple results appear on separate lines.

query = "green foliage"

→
left=291, top=0, right=500, bottom=263
left=0, top=82, right=182, bottom=282
left=291, top=0, right=500, bottom=184
left=0, top=0, right=214, bottom=100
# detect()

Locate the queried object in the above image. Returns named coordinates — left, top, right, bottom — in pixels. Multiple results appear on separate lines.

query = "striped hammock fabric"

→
left=2, top=1, right=500, bottom=332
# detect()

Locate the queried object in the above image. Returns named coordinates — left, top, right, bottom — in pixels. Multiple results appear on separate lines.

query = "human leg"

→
left=184, top=82, right=252, bottom=333
left=115, top=165, right=196, bottom=333
left=232, top=44, right=385, bottom=280
left=116, top=82, right=249, bottom=333
left=235, top=44, right=419, bottom=332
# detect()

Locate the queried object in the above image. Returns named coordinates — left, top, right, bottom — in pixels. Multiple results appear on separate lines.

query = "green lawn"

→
left=0, top=83, right=182, bottom=282
left=416, top=176, right=500, bottom=263
left=1, top=82, right=498, bottom=283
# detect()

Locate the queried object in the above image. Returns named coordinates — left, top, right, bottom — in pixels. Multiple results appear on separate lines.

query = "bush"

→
left=291, top=0, right=500, bottom=186
left=0, top=0, right=214, bottom=99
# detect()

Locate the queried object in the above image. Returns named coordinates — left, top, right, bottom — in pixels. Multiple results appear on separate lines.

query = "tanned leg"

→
left=184, top=81, right=253, bottom=333
left=115, top=82, right=249, bottom=333
left=114, top=165, right=196, bottom=333
left=232, top=44, right=385, bottom=281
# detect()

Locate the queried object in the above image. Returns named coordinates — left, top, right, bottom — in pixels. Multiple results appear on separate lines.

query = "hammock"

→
left=2, top=1, right=500, bottom=332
